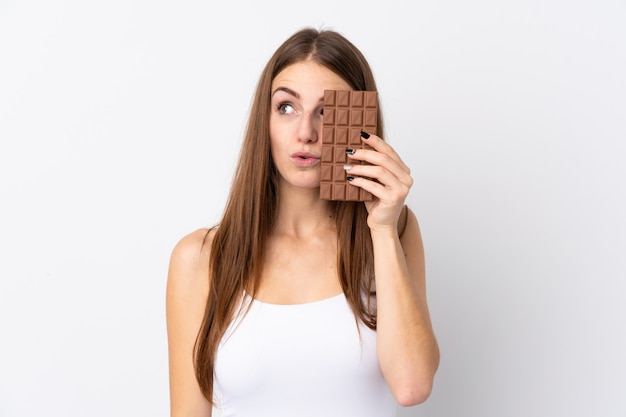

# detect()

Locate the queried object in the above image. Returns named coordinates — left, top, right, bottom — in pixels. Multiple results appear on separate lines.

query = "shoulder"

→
left=398, top=205, right=421, bottom=238
left=169, top=228, right=215, bottom=266
left=399, top=206, right=424, bottom=254
left=166, top=228, right=215, bottom=335
left=167, top=228, right=216, bottom=291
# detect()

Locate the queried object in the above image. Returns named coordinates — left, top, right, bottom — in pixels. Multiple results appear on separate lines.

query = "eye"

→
left=277, top=102, right=296, bottom=115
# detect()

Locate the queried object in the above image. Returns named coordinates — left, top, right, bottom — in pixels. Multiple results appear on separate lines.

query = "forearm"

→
left=371, top=226, right=439, bottom=405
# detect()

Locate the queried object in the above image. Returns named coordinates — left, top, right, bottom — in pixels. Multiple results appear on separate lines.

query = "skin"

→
left=166, top=60, right=439, bottom=416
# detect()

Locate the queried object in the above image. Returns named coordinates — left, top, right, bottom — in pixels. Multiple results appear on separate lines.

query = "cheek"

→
left=269, top=114, right=280, bottom=143
left=269, top=117, right=289, bottom=149
left=269, top=125, right=279, bottom=154
left=268, top=125, right=283, bottom=163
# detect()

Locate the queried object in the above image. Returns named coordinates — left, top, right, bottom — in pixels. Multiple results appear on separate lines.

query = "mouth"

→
left=292, top=151, right=320, bottom=159
left=291, top=152, right=320, bottom=167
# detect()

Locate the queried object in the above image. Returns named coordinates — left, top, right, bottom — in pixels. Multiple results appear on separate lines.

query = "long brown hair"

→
left=194, top=27, right=385, bottom=403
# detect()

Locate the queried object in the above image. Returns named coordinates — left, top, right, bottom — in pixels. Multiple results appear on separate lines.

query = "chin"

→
left=294, top=182, right=321, bottom=190
left=281, top=176, right=322, bottom=191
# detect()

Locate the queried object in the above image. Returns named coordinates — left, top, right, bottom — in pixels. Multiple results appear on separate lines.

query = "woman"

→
left=166, top=27, right=439, bottom=417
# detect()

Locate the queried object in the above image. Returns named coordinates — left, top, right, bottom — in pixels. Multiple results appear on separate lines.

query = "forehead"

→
left=271, top=61, right=352, bottom=93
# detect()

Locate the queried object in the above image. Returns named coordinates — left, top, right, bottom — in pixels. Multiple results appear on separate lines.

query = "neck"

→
left=273, top=183, right=334, bottom=238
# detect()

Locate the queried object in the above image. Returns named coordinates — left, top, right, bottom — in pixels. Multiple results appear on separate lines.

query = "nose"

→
left=297, top=112, right=320, bottom=144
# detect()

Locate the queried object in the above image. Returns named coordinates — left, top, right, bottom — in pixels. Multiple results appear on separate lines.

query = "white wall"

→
left=1, top=1, right=624, bottom=416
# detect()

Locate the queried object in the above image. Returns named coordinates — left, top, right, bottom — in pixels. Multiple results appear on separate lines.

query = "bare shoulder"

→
left=399, top=207, right=422, bottom=242
left=399, top=207, right=425, bottom=261
left=170, top=228, right=215, bottom=264
left=168, top=228, right=215, bottom=283
left=167, top=228, right=216, bottom=305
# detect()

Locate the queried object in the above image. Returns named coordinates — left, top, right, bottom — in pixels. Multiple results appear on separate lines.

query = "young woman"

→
left=166, top=27, right=439, bottom=417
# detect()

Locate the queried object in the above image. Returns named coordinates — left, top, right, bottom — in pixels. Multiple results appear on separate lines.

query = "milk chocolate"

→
left=320, top=90, right=378, bottom=201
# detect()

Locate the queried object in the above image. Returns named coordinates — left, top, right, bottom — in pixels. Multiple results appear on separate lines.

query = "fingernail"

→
left=346, top=148, right=356, bottom=155
left=346, top=176, right=355, bottom=182
left=343, top=164, right=353, bottom=170
left=360, top=131, right=370, bottom=139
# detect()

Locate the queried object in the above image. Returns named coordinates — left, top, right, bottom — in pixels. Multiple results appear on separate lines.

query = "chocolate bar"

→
left=320, top=90, right=378, bottom=201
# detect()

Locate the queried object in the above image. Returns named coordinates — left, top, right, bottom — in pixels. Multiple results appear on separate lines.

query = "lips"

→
left=290, top=151, right=320, bottom=167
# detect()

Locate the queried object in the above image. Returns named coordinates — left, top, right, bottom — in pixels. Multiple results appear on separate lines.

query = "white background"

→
left=1, top=0, right=625, bottom=416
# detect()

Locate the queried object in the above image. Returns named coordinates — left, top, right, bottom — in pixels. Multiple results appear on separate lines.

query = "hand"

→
left=344, top=131, right=413, bottom=233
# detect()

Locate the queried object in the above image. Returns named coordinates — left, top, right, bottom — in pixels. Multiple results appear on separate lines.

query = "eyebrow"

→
left=271, top=86, right=325, bottom=105
left=271, top=86, right=299, bottom=99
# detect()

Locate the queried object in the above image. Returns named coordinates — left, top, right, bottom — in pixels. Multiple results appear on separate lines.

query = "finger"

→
left=344, top=163, right=412, bottom=191
left=346, top=148, right=411, bottom=184
left=359, top=131, right=409, bottom=173
left=347, top=175, right=408, bottom=205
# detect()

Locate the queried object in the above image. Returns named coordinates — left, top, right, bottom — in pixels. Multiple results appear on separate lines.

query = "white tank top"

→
left=214, top=293, right=397, bottom=417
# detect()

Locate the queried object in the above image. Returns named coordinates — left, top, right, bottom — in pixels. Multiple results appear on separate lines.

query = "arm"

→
left=371, top=208, right=439, bottom=406
left=166, top=229, right=214, bottom=417
left=344, top=133, right=439, bottom=406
